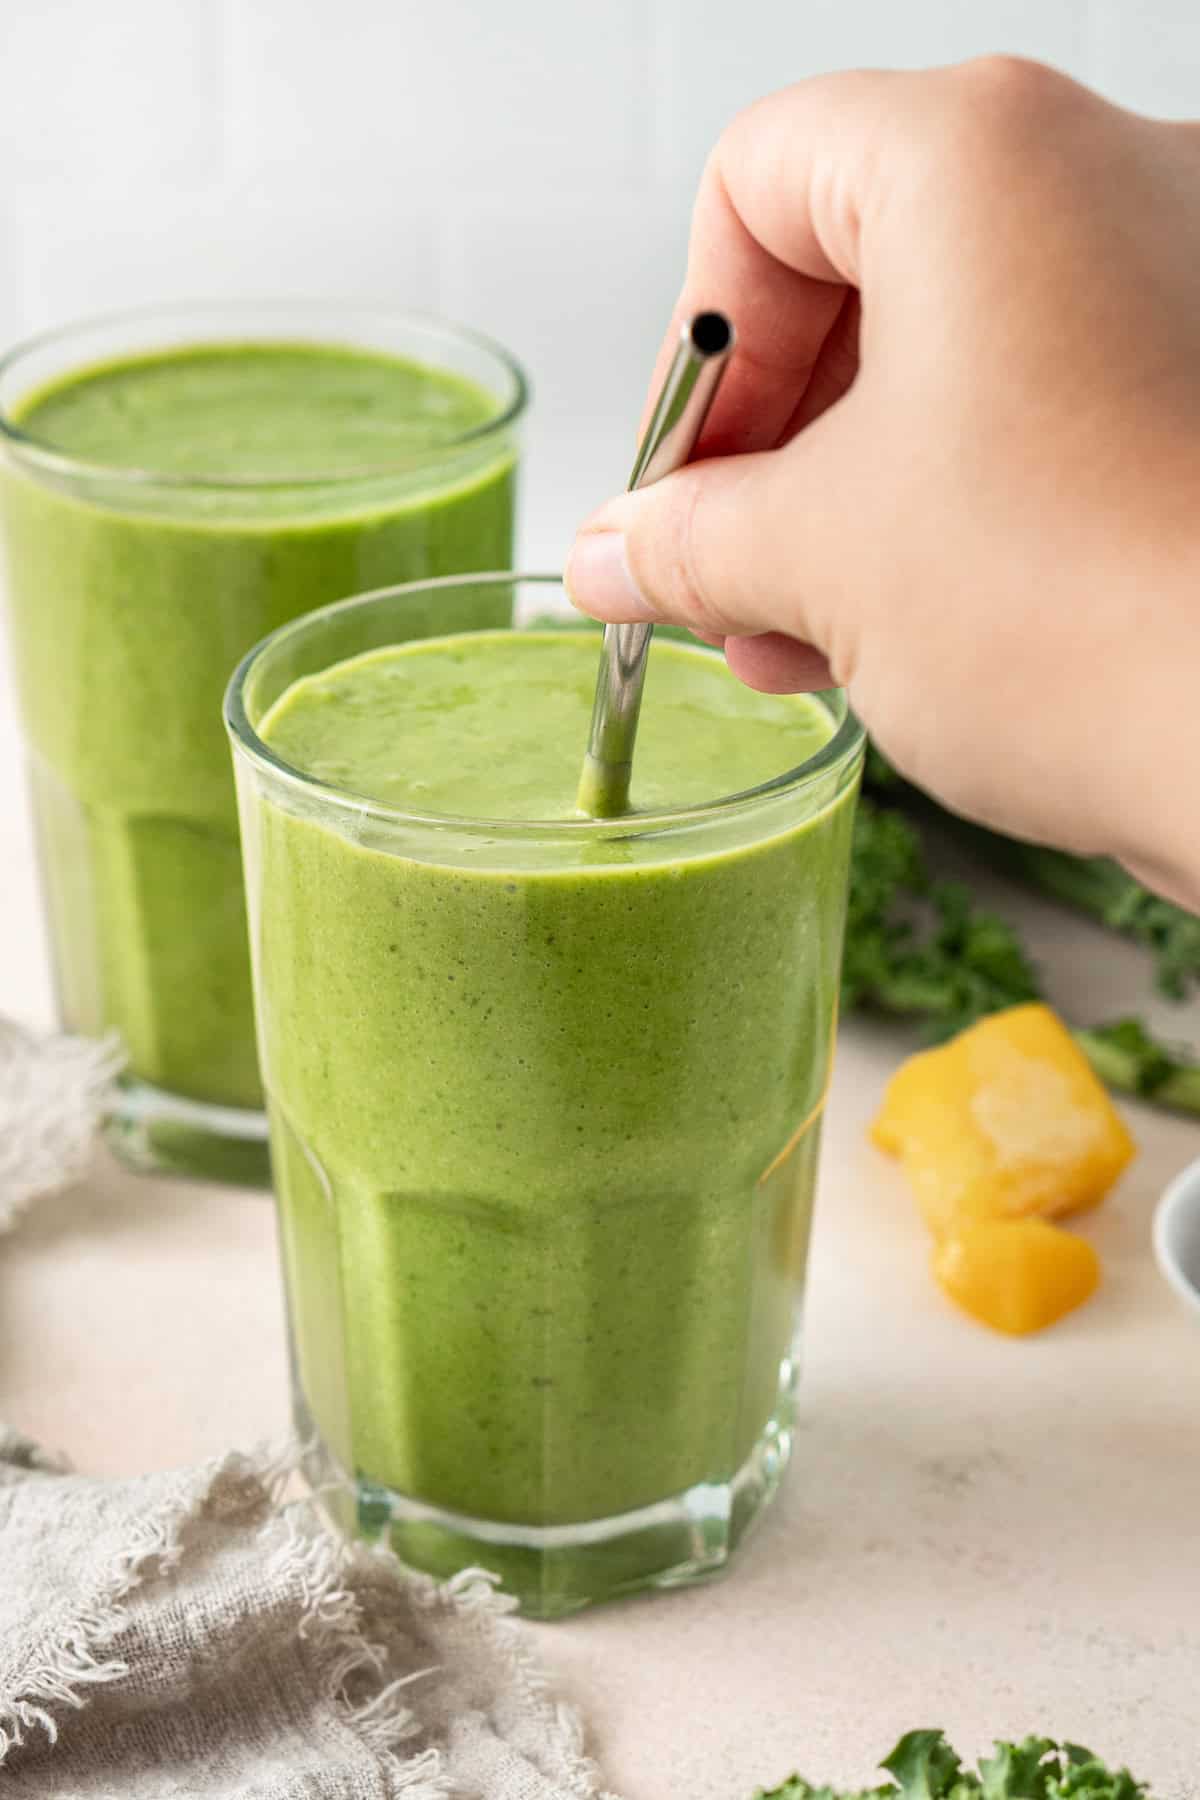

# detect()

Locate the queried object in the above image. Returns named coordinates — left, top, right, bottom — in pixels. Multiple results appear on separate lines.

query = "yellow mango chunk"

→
left=933, top=1217, right=1101, bottom=1335
left=872, top=1003, right=1135, bottom=1238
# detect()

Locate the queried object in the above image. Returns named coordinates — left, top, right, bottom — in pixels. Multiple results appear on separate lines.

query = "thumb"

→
left=564, top=419, right=853, bottom=653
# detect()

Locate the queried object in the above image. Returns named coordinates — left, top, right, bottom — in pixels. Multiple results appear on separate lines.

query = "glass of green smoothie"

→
left=226, top=574, right=864, bottom=1616
left=0, top=304, right=526, bottom=1184
left=227, top=579, right=863, bottom=1620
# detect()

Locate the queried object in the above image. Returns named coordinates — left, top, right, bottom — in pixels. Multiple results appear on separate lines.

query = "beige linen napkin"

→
left=0, top=1020, right=121, bottom=1230
left=0, top=1018, right=615, bottom=1800
left=0, top=1432, right=611, bottom=1800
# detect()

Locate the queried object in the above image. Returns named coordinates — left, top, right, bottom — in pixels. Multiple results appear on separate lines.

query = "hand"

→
left=565, top=60, right=1200, bottom=909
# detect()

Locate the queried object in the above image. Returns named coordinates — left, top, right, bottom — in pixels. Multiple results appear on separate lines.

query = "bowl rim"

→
left=1152, top=1154, right=1200, bottom=1318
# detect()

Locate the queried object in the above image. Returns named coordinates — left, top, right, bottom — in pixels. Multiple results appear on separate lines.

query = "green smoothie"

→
left=243, top=628, right=860, bottom=1603
left=0, top=339, right=518, bottom=1171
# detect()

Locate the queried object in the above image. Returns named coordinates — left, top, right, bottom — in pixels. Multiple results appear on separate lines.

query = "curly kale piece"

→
left=841, top=798, right=1040, bottom=1040
left=860, top=749, right=1200, bottom=1002
left=957, top=841, right=1200, bottom=1004
left=755, top=1730, right=1152, bottom=1800
left=848, top=768, right=1200, bottom=1111
left=1073, top=1018, right=1200, bottom=1112
left=882, top=1729, right=981, bottom=1798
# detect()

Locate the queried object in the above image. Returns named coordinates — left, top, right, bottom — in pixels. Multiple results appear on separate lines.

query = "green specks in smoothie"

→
left=252, top=627, right=859, bottom=1544
left=14, top=342, right=501, bottom=481
left=259, top=630, right=836, bottom=820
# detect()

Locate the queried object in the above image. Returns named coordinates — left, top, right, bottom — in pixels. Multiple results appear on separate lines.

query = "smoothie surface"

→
left=259, top=631, right=836, bottom=819
left=13, top=342, right=501, bottom=480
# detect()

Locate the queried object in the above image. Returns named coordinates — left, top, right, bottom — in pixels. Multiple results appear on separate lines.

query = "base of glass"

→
left=301, top=1386, right=796, bottom=1620
left=105, top=1074, right=272, bottom=1187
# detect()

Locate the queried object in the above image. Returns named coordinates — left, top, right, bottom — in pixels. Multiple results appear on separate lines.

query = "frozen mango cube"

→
left=933, top=1217, right=1101, bottom=1335
left=872, top=1002, right=1135, bottom=1238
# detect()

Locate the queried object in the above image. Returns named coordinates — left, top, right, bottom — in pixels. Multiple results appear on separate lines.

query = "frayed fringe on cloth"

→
left=0, top=1436, right=617, bottom=1799
left=0, top=1019, right=122, bottom=1228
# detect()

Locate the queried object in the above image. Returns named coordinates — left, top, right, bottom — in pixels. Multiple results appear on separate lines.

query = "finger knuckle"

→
left=948, top=54, right=1077, bottom=148
left=894, top=56, right=1083, bottom=233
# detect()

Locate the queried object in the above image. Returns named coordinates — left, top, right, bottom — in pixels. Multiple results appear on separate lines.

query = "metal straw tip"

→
left=688, top=311, right=734, bottom=357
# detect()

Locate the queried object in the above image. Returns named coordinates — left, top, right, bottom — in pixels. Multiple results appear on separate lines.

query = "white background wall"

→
left=0, top=0, right=1198, bottom=1021
left=1, top=0, right=1198, bottom=567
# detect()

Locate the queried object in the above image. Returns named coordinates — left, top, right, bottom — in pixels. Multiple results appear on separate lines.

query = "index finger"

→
left=638, top=69, right=904, bottom=459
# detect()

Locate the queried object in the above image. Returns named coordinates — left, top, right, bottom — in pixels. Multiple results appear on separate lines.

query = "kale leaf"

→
left=755, top=1730, right=1152, bottom=1800
left=842, top=798, right=1040, bottom=1041
left=845, top=781, right=1200, bottom=1112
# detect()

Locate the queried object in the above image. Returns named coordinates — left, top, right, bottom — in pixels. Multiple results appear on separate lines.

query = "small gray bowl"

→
left=1154, top=1156, right=1200, bottom=1319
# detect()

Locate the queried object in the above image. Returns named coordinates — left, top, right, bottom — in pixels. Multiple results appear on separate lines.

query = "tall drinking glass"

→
left=226, top=576, right=864, bottom=1615
left=0, top=304, right=526, bottom=1182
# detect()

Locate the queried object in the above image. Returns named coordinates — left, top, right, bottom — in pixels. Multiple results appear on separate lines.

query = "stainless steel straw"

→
left=576, top=310, right=735, bottom=818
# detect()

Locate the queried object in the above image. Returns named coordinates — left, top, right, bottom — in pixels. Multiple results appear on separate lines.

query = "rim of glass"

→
left=224, top=573, right=866, bottom=837
left=0, top=300, right=529, bottom=491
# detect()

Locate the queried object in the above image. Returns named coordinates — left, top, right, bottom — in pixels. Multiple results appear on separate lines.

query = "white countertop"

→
left=1, top=671, right=1198, bottom=1798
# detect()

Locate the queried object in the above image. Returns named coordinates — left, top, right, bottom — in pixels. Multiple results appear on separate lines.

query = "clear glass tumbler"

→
left=226, top=575, right=864, bottom=1615
left=0, top=303, right=526, bottom=1184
